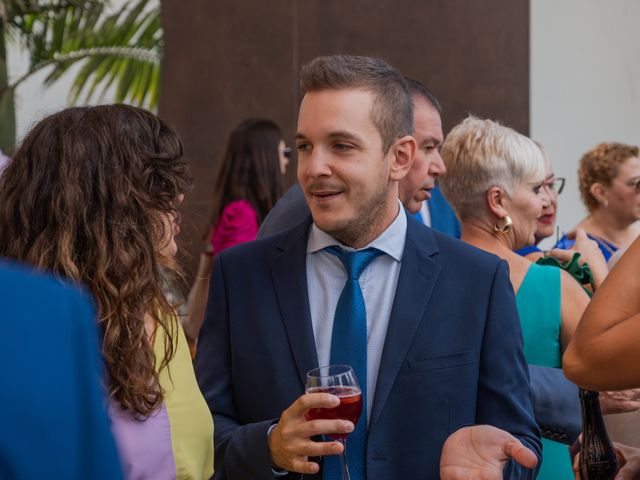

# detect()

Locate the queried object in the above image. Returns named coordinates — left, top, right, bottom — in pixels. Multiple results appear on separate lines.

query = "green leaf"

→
left=7, top=0, right=161, bottom=111
left=68, top=54, right=104, bottom=102
left=83, top=54, right=118, bottom=101
left=148, top=62, right=159, bottom=109
left=134, top=61, right=153, bottom=105
left=51, top=4, right=68, bottom=53
left=115, top=57, right=135, bottom=102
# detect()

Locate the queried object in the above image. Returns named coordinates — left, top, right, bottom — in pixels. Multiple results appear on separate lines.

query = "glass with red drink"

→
left=305, top=365, right=362, bottom=480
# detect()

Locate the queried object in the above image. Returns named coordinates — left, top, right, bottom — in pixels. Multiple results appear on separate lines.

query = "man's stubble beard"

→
left=329, top=177, right=392, bottom=248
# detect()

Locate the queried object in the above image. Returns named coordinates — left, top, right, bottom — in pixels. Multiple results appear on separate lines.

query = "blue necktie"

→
left=323, top=246, right=383, bottom=480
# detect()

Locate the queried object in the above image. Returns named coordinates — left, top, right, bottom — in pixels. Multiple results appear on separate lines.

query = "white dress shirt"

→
left=306, top=202, right=406, bottom=420
left=418, top=199, right=431, bottom=226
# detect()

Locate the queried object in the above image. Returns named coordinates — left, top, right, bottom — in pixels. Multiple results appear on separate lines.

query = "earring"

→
left=493, top=215, right=513, bottom=234
left=603, top=199, right=609, bottom=208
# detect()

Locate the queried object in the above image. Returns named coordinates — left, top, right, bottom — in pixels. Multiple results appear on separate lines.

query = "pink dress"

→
left=210, top=199, right=259, bottom=254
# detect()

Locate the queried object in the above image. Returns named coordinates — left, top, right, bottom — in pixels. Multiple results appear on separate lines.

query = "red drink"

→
left=305, top=386, right=363, bottom=439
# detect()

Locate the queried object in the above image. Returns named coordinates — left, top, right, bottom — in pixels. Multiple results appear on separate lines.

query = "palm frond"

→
left=8, top=0, right=161, bottom=110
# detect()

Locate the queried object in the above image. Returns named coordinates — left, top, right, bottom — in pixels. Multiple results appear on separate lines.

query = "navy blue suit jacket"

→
left=0, top=260, right=122, bottom=480
left=196, top=216, right=541, bottom=479
left=426, top=185, right=461, bottom=238
left=259, top=185, right=581, bottom=444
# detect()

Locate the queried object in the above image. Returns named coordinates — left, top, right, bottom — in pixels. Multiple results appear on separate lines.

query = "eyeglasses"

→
left=543, top=177, right=565, bottom=195
left=283, top=146, right=292, bottom=159
left=625, top=178, right=640, bottom=193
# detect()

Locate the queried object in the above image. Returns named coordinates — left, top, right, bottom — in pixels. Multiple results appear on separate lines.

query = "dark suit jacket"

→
left=259, top=185, right=581, bottom=444
left=0, top=260, right=122, bottom=480
left=196, top=216, right=541, bottom=479
left=427, top=185, right=461, bottom=238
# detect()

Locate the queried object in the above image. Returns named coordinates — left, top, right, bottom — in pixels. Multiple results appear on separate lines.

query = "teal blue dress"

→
left=516, top=263, right=573, bottom=480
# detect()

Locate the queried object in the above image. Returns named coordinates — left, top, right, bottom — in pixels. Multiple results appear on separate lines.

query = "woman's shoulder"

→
left=515, top=260, right=561, bottom=296
left=221, top=199, right=257, bottom=219
left=211, top=199, right=259, bottom=253
left=554, top=233, right=575, bottom=249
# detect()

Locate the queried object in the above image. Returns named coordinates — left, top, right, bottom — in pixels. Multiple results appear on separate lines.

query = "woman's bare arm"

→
left=564, top=235, right=640, bottom=390
left=559, top=269, right=589, bottom=352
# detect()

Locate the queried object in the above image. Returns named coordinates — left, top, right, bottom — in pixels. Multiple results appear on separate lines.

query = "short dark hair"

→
left=404, top=77, right=442, bottom=115
left=299, top=55, right=413, bottom=152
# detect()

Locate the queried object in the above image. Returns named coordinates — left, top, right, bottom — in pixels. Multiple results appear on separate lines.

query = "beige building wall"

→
left=531, top=0, right=640, bottom=249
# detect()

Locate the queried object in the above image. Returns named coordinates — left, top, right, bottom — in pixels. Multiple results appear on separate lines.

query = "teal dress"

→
left=516, top=263, right=573, bottom=480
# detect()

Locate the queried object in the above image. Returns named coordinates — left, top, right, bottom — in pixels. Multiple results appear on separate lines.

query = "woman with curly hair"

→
left=0, top=104, right=214, bottom=479
left=555, top=142, right=640, bottom=262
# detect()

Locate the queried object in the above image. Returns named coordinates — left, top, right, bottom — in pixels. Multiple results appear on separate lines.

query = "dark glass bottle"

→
left=579, top=389, right=619, bottom=480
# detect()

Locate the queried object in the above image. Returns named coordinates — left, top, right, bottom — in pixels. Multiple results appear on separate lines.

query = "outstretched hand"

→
left=600, top=389, right=640, bottom=415
left=440, top=425, right=538, bottom=480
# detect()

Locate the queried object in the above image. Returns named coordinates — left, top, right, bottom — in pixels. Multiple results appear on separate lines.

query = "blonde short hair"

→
left=440, top=116, right=545, bottom=220
left=534, top=140, right=552, bottom=174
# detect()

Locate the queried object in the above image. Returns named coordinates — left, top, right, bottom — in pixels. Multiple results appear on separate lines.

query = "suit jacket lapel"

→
left=270, top=218, right=319, bottom=388
left=370, top=219, right=441, bottom=427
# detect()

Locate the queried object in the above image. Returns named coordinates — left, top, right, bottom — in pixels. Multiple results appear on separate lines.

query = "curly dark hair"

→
left=579, top=142, right=639, bottom=212
left=0, top=104, right=192, bottom=417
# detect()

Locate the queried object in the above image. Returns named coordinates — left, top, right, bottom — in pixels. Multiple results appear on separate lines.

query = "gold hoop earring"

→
left=493, top=215, right=513, bottom=234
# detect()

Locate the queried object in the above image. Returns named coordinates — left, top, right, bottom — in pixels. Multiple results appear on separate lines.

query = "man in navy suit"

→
left=257, top=79, right=583, bottom=446
left=195, top=55, right=541, bottom=479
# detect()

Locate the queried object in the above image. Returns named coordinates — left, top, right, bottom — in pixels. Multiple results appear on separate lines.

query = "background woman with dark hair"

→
left=184, top=118, right=288, bottom=343
left=0, top=104, right=214, bottom=479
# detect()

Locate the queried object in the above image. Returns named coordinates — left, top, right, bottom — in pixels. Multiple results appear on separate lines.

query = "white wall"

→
left=7, top=0, right=148, bottom=144
left=8, top=51, right=83, bottom=143
left=531, top=0, right=640, bottom=247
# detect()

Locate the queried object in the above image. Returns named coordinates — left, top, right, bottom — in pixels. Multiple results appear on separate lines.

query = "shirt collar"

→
left=307, top=200, right=406, bottom=262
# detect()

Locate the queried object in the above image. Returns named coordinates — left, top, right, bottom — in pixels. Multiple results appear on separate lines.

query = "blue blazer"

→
left=196, top=216, right=541, bottom=479
left=0, top=260, right=122, bottom=480
left=427, top=185, right=461, bottom=238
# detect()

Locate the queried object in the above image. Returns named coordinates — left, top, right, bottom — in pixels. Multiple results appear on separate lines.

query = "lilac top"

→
left=108, top=322, right=214, bottom=479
